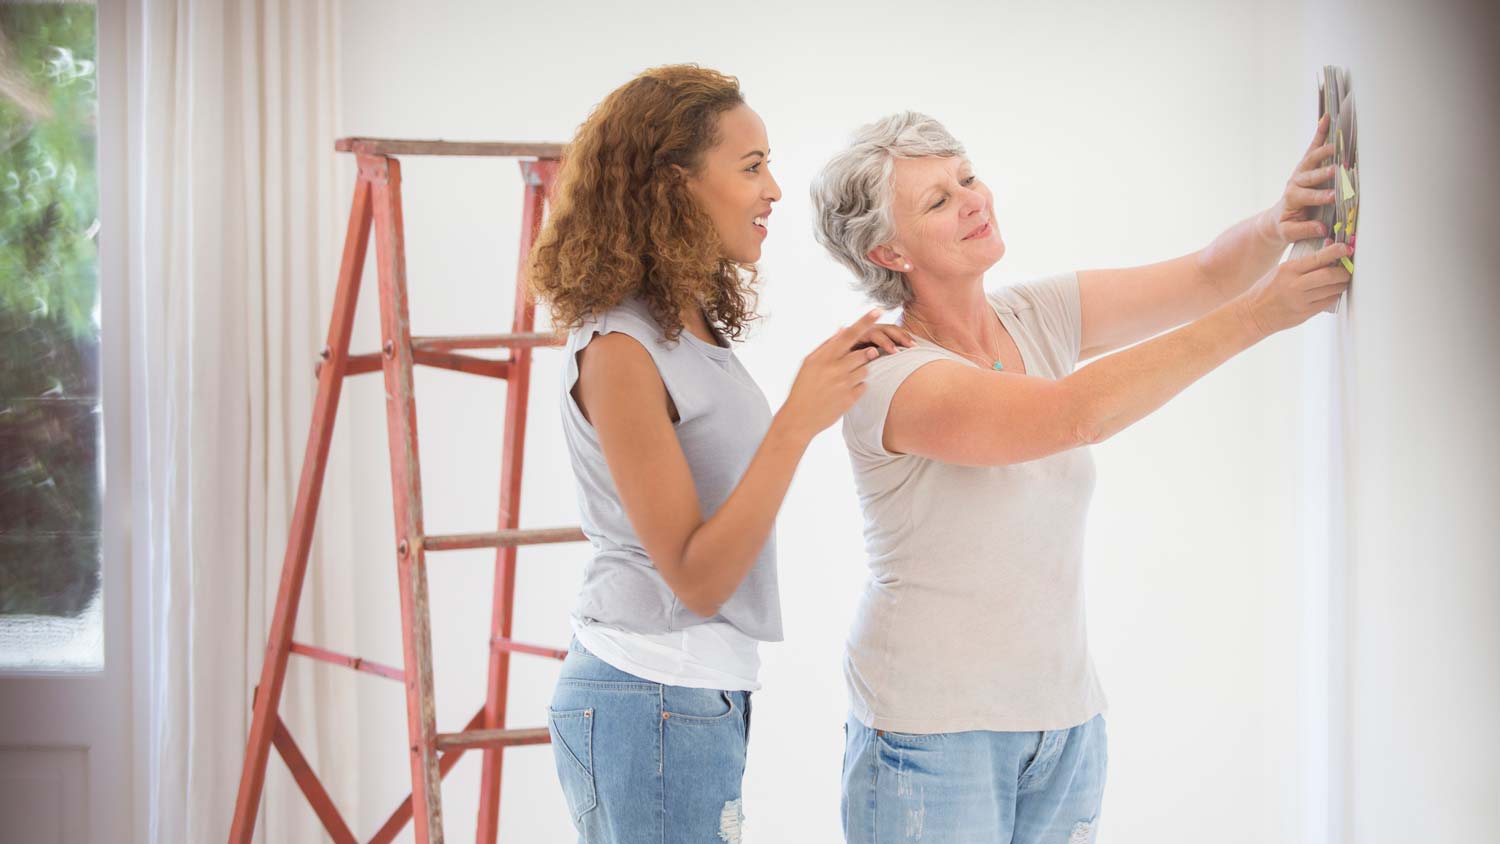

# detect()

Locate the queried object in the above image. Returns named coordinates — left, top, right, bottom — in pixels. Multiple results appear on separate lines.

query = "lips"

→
left=963, top=220, right=992, bottom=241
left=753, top=209, right=771, bottom=236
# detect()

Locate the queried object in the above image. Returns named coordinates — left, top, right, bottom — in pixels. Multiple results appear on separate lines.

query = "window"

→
left=0, top=2, right=101, bottom=671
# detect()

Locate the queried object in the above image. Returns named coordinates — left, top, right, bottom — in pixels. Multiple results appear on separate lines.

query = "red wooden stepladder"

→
left=227, top=138, right=585, bottom=844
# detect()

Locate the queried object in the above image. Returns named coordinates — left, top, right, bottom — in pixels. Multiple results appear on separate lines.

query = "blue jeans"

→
left=842, top=713, right=1108, bottom=843
left=547, top=639, right=752, bottom=844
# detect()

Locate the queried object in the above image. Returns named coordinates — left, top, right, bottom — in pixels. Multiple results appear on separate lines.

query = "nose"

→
left=959, top=186, right=985, bottom=217
left=764, top=167, right=783, bottom=203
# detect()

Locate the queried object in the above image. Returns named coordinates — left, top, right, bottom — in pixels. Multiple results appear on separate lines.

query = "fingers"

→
left=863, top=328, right=898, bottom=356
left=1309, top=292, right=1344, bottom=313
left=1305, top=113, right=1330, bottom=153
left=1286, top=185, right=1337, bottom=209
left=825, top=309, right=883, bottom=353
left=1292, top=240, right=1351, bottom=272
left=1299, top=141, right=1336, bottom=171
left=870, top=324, right=916, bottom=354
left=841, top=345, right=880, bottom=372
left=1293, top=164, right=1337, bottom=188
left=1305, top=263, right=1353, bottom=290
left=1283, top=220, right=1327, bottom=242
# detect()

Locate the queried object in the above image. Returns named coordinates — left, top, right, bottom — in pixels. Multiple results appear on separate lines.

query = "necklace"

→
left=902, top=307, right=1006, bottom=371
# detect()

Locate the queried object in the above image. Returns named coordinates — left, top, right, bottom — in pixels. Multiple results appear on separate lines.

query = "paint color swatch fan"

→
left=1291, top=65, right=1358, bottom=311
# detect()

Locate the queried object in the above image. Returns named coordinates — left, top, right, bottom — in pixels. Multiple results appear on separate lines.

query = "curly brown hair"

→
left=528, top=64, right=760, bottom=342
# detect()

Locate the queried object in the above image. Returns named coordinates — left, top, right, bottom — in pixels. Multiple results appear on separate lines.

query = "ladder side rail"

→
left=366, top=151, right=446, bottom=844
left=476, top=158, right=556, bottom=844
left=227, top=175, right=374, bottom=844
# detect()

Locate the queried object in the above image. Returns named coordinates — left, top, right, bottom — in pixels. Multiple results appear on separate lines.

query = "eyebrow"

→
left=916, top=162, right=974, bottom=208
left=739, top=149, right=768, bottom=160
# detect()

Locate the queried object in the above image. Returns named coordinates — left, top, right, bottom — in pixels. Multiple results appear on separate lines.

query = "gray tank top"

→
left=559, top=295, right=782, bottom=641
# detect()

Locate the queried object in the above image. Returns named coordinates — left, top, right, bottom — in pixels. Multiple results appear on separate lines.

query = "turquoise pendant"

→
left=993, top=361, right=1004, bottom=371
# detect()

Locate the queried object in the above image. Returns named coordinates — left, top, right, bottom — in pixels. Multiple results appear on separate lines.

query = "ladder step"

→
left=423, top=526, right=586, bottom=552
left=339, top=349, right=509, bottom=379
left=411, top=332, right=564, bottom=352
left=434, top=727, right=551, bottom=751
left=492, top=637, right=568, bottom=660
left=290, top=642, right=405, bottom=682
left=335, top=138, right=563, bottom=159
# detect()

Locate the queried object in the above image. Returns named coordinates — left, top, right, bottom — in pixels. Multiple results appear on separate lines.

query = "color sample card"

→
left=1289, top=65, right=1358, bottom=312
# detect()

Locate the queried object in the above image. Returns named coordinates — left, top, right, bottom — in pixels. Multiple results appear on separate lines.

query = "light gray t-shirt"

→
left=560, top=295, right=782, bottom=642
left=841, top=271, right=1106, bottom=734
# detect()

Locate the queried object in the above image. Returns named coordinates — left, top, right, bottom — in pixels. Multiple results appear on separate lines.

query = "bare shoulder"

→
left=574, top=330, right=675, bottom=424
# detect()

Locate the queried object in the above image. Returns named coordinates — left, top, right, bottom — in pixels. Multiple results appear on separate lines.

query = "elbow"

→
left=1073, top=415, right=1109, bottom=446
left=1068, top=393, right=1113, bottom=447
left=676, top=587, right=723, bottom=620
left=661, top=558, right=726, bottom=619
left=683, top=598, right=723, bottom=619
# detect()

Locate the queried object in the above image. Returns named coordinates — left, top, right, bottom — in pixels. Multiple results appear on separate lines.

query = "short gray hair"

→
left=810, top=112, right=966, bottom=308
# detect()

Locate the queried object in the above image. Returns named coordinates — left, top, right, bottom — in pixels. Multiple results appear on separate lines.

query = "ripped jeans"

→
left=547, top=639, right=752, bottom=844
left=842, top=713, right=1107, bottom=843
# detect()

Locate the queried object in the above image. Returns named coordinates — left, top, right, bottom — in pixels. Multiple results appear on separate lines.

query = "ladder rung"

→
left=492, top=637, right=568, bottom=660
left=335, top=138, right=564, bottom=159
left=411, top=332, right=565, bottom=352
left=340, top=349, right=510, bottom=379
left=422, top=526, right=586, bottom=552
left=290, top=642, right=405, bottom=682
left=434, top=727, right=551, bottom=751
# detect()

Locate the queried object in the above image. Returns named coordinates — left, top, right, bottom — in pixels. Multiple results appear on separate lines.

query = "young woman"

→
left=527, top=64, right=911, bottom=844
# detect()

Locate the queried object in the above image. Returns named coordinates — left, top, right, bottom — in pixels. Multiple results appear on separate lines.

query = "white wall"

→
left=1301, top=0, right=1500, bottom=841
left=321, top=1, right=1489, bottom=841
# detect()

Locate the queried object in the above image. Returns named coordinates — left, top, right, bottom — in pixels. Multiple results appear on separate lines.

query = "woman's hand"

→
left=1236, top=240, right=1351, bottom=338
left=851, top=322, right=915, bottom=356
left=773, top=310, right=884, bottom=443
left=1263, top=114, right=1339, bottom=245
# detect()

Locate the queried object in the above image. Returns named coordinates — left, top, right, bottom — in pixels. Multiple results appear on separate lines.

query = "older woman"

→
left=811, top=112, right=1349, bottom=843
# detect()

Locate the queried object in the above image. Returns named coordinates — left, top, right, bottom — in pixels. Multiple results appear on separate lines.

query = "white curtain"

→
left=128, top=0, right=358, bottom=841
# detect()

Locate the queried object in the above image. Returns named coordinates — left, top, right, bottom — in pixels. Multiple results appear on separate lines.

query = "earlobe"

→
left=867, top=245, right=908, bottom=273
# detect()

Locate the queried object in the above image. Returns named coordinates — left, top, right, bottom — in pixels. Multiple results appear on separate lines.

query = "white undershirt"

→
left=572, top=618, right=762, bottom=692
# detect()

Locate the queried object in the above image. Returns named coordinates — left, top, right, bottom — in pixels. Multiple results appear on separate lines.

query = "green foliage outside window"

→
left=0, top=4, right=101, bottom=618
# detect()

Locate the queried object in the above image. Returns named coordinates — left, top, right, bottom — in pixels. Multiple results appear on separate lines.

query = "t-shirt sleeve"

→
left=1004, top=271, right=1083, bottom=371
left=841, top=346, right=955, bottom=461
left=564, top=308, right=701, bottom=426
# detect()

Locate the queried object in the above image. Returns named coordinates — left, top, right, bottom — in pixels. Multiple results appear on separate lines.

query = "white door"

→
left=0, top=2, right=135, bottom=842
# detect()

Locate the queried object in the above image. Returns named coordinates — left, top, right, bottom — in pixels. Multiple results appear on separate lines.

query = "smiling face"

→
left=683, top=104, right=782, bottom=264
left=879, top=155, right=1005, bottom=278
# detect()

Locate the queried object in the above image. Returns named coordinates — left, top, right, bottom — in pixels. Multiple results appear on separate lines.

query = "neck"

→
left=902, top=272, right=995, bottom=350
left=680, top=302, right=720, bottom=346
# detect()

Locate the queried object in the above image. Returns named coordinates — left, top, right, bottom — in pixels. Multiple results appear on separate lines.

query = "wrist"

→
left=1230, top=295, right=1270, bottom=343
left=1256, top=206, right=1287, bottom=247
left=768, top=410, right=815, bottom=452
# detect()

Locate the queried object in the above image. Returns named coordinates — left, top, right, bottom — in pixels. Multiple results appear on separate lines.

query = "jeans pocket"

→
left=661, top=687, right=737, bottom=723
left=547, top=707, right=597, bottom=822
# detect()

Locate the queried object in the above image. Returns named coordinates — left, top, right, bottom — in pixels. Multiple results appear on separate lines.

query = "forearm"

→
left=672, top=416, right=809, bottom=615
left=1066, top=298, right=1264, bottom=444
left=1195, top=209, right=1287, bottom=302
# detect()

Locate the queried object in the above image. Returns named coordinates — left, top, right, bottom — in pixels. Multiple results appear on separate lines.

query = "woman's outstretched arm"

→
left=1076, top=114, right=1338, bottom=360
left=883, top=241, right=1350, bottom=467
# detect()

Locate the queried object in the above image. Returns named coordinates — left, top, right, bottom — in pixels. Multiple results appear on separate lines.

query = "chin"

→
left=728, top=245, right=761, bottom=264
left=969, top=246, right=1003, bottom=270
